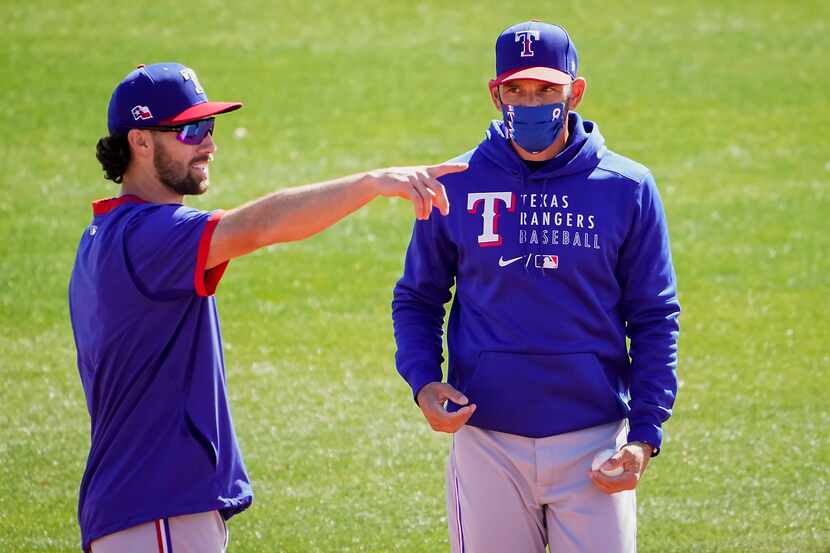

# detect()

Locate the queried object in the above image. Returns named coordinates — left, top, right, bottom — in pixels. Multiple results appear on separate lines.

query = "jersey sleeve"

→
left=617, top=173, right=681, bottom=455
left=124, top=204, right=229, bottom=299
left=392, top=213, right=457, bottom=402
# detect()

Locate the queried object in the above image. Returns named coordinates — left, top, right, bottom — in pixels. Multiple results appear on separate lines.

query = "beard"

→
left=153, top=140, right=209, bottom=196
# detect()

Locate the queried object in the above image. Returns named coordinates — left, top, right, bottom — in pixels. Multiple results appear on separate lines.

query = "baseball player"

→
left=392, top=21, right=680, bottom=552
left=69, top=62, right=465, bottom=553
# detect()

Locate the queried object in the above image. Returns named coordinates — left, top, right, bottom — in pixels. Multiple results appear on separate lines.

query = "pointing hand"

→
left=368, top=163, right=468, bottom=220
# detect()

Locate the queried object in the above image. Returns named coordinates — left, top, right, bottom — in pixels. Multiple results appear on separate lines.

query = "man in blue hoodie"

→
left=392, top=21, right=680, bottom=552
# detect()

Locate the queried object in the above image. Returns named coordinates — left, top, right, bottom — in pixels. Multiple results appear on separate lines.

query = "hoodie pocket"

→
left=460, top=351, right=624, bottom=437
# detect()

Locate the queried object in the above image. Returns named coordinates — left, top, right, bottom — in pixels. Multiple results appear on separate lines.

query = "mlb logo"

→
left=534, top=254, right=559, bottom=269
left=131, top=105, right=153, bottom=121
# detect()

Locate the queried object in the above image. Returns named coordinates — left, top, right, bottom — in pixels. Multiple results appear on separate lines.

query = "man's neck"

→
left=120, top=166, right=183, bottom=204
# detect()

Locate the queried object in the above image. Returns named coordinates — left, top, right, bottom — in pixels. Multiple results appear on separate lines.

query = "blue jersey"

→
left=393, top=113, right=680, bottom=452
left=68, top=195, right=252, bottom=551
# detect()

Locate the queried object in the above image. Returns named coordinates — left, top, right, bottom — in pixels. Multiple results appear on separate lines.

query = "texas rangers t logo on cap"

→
left=180, top=68, right=205, bottom=94
left=515, top=30, right=540, bottom=57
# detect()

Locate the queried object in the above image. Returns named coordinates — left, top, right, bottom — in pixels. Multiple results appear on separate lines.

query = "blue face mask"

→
left=502, top=102, right=566, bottom=153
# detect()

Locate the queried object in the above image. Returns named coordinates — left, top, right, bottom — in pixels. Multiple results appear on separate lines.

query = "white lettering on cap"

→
left=515, top=30, right=540, bottom=57
left=180, top=68, right=205, bottom=94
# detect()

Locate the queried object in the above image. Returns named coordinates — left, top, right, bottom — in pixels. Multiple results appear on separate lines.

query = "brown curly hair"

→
left=95, top=134, right=131, bottom=183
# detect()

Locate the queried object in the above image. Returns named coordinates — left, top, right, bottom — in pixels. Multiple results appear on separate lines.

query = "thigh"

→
left=545, top=487, right=636, bottom=553
left=90, top=511, right=227, bottom=553
left=540, top=421, right=637, bottom=553
left=90, top=519, right=160, bottom=553
left=446, top=426, right=546, bottom=553
left=168, top=511, right=228, bottom=553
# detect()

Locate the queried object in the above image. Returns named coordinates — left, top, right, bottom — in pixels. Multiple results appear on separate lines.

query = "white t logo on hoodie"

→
left=467, top=192, right=515, bottom=247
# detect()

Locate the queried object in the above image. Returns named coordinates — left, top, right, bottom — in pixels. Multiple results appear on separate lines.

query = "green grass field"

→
left=2, top=1, right=829, bottom=551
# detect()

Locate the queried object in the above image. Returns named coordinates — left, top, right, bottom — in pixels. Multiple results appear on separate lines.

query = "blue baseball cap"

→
left=107, top=62, right=242, bottom=135
left=490, top=21, right=578, bottom=88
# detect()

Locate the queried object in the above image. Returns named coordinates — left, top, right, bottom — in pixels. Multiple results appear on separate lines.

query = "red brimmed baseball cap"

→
left=489, top=21, right=578, bottom=88
left=107, top=62, right=242, bottom=135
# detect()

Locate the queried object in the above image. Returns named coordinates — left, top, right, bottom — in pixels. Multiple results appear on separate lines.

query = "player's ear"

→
left=489, top=83, right=503, bottom=111
left=567, top=77, right=587, bottom=110
left=127, top=129, right=153, bottom=158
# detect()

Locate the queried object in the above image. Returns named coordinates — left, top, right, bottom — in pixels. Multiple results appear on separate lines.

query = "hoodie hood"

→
left=477, top=111, right=607, bottom=180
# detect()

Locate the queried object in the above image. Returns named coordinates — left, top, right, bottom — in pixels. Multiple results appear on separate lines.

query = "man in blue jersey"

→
left=392, top=21, right=680, bottom=552
left=69, top=62, right=465, bottom=553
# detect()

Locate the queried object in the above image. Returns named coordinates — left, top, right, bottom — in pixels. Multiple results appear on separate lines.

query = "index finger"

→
left=426, top=163, right=469, bottom=178
left=423, top=399, right=473, bottom=420
left=436, top=404, right=477, bottom=431
left=444, top=404, right=476, bottom=420
left=423, top=178, right=450, bottom=216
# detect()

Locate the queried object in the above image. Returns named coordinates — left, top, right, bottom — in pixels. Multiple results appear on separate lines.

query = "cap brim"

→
left=498, top=67, right=572, bottom=85
left=162, top=101, right=243, bottom=125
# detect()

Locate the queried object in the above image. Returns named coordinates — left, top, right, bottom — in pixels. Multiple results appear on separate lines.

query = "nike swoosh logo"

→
left=498, top=255, right=524, bottom=267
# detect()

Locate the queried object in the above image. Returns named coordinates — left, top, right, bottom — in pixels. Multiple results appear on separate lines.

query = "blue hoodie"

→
left=392, top=113, right=680, bottom=452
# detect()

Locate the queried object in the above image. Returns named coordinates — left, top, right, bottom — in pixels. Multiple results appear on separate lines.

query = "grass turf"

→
left=1, top=1, right=828, bottom=551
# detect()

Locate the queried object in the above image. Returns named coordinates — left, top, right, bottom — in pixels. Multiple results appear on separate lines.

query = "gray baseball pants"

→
left=447, top=420, right=636, bottom=553
left=89, top=510, right=228, bottom=553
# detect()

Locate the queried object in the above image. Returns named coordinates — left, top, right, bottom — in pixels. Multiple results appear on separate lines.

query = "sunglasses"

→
left=148, top=118, right=215, bottom=145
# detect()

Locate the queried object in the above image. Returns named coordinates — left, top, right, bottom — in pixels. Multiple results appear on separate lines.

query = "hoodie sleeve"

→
left=617, top=173, right=681, bottom=455
left=392, top=214, right=457, bottom=402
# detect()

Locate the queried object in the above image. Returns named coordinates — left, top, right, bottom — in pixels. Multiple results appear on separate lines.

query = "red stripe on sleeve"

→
left=195, top=209, right=229, bottom=297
